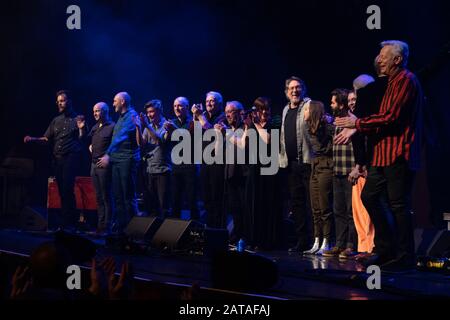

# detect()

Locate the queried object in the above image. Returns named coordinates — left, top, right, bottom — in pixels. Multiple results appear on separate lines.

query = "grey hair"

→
left=95, top=102, right=110, bottom=120
left=380, top=40, right=409, bottom=67
left=353, top=74, right=375, bottom=91
left=285, top=76, right=307, bottom=99
left=206, top=91, right=223, bottom=107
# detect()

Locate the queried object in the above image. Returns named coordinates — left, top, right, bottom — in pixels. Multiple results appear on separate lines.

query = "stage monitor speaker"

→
left=428, top=231, right=450, bottom=257
left=415, top=228, right=450, bottom=257
left=124, top=216, right=162, bottom=241
left=20, top=206, right=48, bottom=231
left=151, top=218, right=202, bottom=251
left=211, top=251, right=279, bottom=291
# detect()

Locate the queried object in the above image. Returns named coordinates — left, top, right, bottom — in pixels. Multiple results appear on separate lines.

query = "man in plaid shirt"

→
left=323, top=89, right=357, bottom=259
left=335, top=40, right=423, bottom=272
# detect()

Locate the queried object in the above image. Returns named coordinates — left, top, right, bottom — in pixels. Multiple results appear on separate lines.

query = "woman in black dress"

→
left=242, top=97, right=283, bottom=250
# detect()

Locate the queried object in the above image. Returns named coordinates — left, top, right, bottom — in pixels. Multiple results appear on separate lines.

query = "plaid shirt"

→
left=355, top=69, right=422, bottom=167
left=333, top=127, right=355, bottom=176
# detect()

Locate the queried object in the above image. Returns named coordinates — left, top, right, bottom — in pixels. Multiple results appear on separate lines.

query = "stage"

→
left=1, top=229, right=449, bottom=300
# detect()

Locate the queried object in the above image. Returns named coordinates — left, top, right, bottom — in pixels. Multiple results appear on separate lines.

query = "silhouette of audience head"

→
left=30, top=241, right=72, bottom=290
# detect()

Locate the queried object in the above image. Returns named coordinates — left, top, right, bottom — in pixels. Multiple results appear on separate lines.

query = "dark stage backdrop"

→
left=1, top=0, right=449, bottom=226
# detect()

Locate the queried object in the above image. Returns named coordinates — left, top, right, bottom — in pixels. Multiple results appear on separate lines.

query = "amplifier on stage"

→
left=47, top=176, right=97, bottom=230
left=47, top=176, right=97, bottom=210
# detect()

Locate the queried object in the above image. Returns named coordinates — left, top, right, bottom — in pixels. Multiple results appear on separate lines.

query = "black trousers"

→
left=310, top=157, right=333, bottom=239
left=146, top=171, right=171, bottom=218
left=334, top=175, right=357, bottom=249
left=287, top=161, right=312, bottom=247
left=201, top=164, right=225, bottom=228
left=91, top=164, right=113, bottom=231
left=171, top=166, right=198, bottom=220
left=54, top=153, right=80, bottom=229
left=225, top=175, right=246, bottom=242
left=361, top=157, right=415, bottom=262
left=111, top=159, right=138, bottom=233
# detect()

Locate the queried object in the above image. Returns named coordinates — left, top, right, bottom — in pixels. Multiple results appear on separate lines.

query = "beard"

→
left=332, top=107, right=348, bottom=117
left=290, top=96, right=300, bottom=105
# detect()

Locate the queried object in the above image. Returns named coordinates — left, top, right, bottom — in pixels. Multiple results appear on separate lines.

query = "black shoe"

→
left=361, top=254, right=394, bottom=268
left=288, top=243, right=308, bottom=253
left=381, top=256, right=416, bottom=273
left=229, top=235, right=240, bottom=245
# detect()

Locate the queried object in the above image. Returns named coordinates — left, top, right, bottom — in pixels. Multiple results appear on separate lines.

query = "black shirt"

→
left=252, top=121, right=273, bottom=167
left=284, top=106, right=298, bottom=162
left=205, top=111, right=226, bottom=127
left=173, top=116, right=193, bottom=131
left=224, top=123, right=248, bottom=180
left=201, top=111, right=226, bottom=158
left=88, top=121, right=115, bottom=161
left=351, top=76, right=388, bottom=166
left=44, top=110, right=83, bottom=157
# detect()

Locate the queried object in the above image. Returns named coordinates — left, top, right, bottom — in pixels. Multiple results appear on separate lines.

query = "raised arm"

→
left=132, top=113, right=144, bottom=147
left=24, top=120, right=53, bottom=144
left=23, top=136, right=48, bottom=144
left=192, top=104, right=213, bottom=130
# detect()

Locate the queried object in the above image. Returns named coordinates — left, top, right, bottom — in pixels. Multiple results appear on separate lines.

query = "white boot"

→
left=316, top=238, right=331, bottom=255
left=303, top=237, right=320, bottom=255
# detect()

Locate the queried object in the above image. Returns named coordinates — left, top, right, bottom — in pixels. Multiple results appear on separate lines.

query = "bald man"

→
left=97, top=92, right=141, bottom=234
left=88, top=102, right=115, bottom=235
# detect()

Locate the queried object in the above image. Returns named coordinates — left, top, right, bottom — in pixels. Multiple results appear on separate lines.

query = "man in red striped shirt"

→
left=335, top=40, right=423, bottom=272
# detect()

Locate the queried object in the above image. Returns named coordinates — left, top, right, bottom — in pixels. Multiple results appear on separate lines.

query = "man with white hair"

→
left=353, top=74, right=375, bottom=92
left=347, top=66, right=388, bottom=258
left=214, top=100, right=247, bottom=243
left=192, top=91, right=226, bottom=229
left=335, top=40, right=423, bottom=272
left=97, top=92, right=141, bottom=234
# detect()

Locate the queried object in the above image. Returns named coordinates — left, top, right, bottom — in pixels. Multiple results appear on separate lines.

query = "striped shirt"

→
left=355, top=69, right=422, bottom=167
left=333, top=127, right=355, bottom=176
